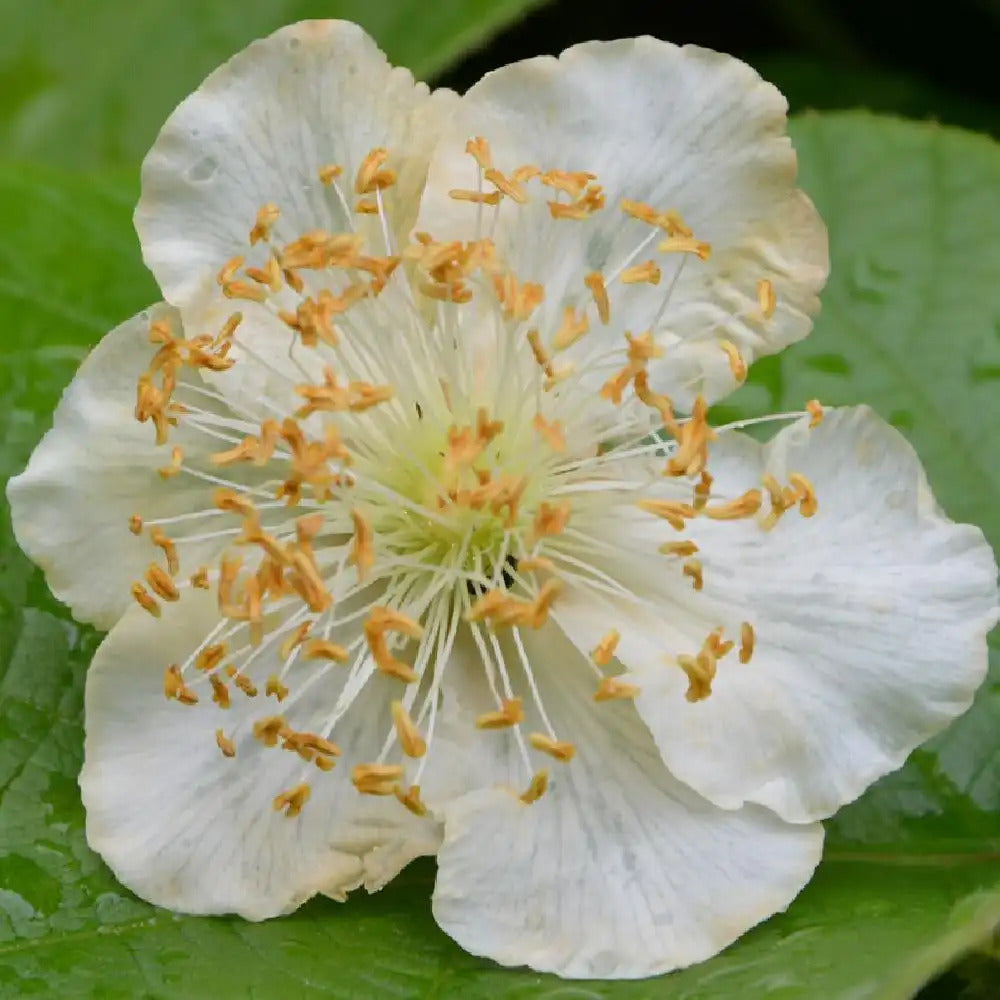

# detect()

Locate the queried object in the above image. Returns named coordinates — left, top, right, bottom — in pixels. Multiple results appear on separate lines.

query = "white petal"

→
left=81, top=591, right=441, bottom=918
left=7, top=305, right=232, bottom=630
left=431, top=624, right=823, bottom=979
left=560, top=407, right=999, bottom=824
left=136, top=20, right=456, bottom=310
left=416, top=37, right=827, bottom=408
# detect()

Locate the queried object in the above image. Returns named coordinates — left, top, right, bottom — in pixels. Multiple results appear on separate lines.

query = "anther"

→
left=584, top=271, right=611, bottom=324
left=757, top=278, right=777, bottom=319
left=249, top=203, right=280, bottom=245
left=529, top=733, right=576, bottom=762
left=519, top=770, right=549, bottom=805
left=131, top=582, right=161, bottom=617
left=209, top=674, right=231, bottom=709
left=195, top=643, right=228, bottom=672
left=465, top=137, right=492, bottom=169
left=391, top=701, right=427, bottom=758
left=621, top=261, right=662, bottom=285
left=303, top=639, right=350, bottom=663
left=318, top=163, right=343, bottom=185
left=658, top=540, right=699, bottom=558
left=682, top=559, right=704, bottom=591
left=532, top=414, right=566, bottom=452
left=677, top=650, right=716, bottom=702
left=190, top=566, right=211, bottom=590
left=789, top=473, right=818, bottom=517
left=637, top=498, right=696, bottom=532
left=551, top=307, right=589, bottom=351
left=593, top=676, right=640, bottom=701
left=352, top=763, right=405, bottom=796
left=265, top=675, right=290, bottom=701
left=720, top=340, right=747, bottom=382
left=394, top=784, right=428, bottom=816
left=215, top=729, right=236, bottom=757
left=475, top=697, right=524, bottom=730
left=806, top=399, right=825, bottom=427
left=739, top=622, right=755, bottom=664
left=233, top=673, right=258, bottom=697
left=590, top=629, right=621, bottom=667
left=158, top=445, right=183, bottom=480
left=703, top=489, right=763, bottom=521
left=146, top=563, right=180, bottom=602
left=128, top=514, right=143, bottom=535
left=273, top=783, right=311, bottom=817
left=151, top=528, right=180, bottom=576
left=253, top=715, right=289, bottom=747
left=163, top=665, right=198, bottom=705
left=354, top=148, right=396, bottom=194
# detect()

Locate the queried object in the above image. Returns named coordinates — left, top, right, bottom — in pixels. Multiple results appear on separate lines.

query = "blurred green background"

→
left=0, top=2, right=998, bottom=998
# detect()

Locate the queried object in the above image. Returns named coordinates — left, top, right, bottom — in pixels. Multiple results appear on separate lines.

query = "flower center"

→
left=123, top=137, right=823, bottom=818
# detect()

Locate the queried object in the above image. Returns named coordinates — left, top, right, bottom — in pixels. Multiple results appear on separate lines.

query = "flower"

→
left=7, top=18, right=998, bottom=981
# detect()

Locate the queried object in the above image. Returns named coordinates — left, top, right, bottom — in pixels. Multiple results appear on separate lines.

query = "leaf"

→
left=0, top=0, right=544, bottom=170
left=1, top=114, right=999, bottom=996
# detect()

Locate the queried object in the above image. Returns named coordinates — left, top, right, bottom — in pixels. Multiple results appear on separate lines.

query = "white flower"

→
left=7, top=19, right=998, bottom=981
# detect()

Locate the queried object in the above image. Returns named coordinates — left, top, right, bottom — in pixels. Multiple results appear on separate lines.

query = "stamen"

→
left=131, top=582, right=161, bottom=617
left=394, top=784, right=428, bottom=816
left=620, top=261, right=661, bottom=285
left=215, top=729, right=236, bottom=757
left=163, top=665, right=197, bottom=704
left=703, top=489, right=763, bottom=521
left=677, top=649, right=716, bottom=702
left=682, top=559, right=704, bottom=591
left=128, top=514, right=143, bottom=535
left=146, top=564, right=180, bottom=601
left=789, top=473, right=818, bottom=516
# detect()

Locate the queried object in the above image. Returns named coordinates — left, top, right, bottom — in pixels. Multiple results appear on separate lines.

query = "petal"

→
left=7, top=305, right=234, bottom=630
left=561, top=407, right=999, bottom=824
left=136, top=20, right=457, bottom=310
left=430, top=623, right=823, bottom=979
left=416, top=37, right=828, bottom=408
left=81, top=590, right=441, bottom=918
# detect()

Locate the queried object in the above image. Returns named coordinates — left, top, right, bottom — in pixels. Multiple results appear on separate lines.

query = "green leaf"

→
left=0, top=0, right=544, bottom=171
left=1, top=114, right=999, bottom=997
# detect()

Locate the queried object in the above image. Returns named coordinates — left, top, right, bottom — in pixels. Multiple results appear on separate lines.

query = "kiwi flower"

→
left=8, top=19, right=997, bottom=981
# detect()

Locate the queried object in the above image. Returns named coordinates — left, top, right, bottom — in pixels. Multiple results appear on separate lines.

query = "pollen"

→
left=273, top=783, right=311, bottom=818
left=475, top=697, right=524, bottom=730
left=529, top=732, right=576, bottom=762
